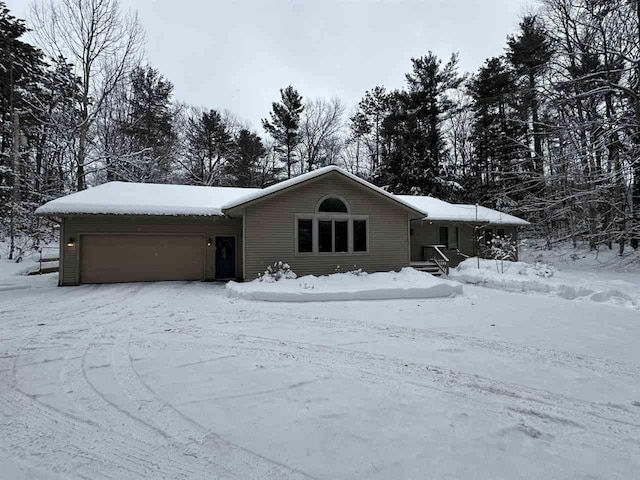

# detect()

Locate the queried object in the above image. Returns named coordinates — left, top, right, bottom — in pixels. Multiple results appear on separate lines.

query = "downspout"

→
left=58, top=217, right=64, bottom=286
left=242, top=209, right=247, bottom=281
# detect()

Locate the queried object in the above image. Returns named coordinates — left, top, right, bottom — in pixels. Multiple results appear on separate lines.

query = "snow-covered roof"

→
left=35, top=182, right=260, bottom=217
left=221, top=165, right=427, bottom=217
left=35, top=170, right=529, bottom=226
left=397, top=195, right=530, bottom=226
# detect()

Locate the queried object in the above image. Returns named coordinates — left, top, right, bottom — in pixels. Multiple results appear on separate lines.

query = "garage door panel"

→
left=80, top=234, right=204, bottom=284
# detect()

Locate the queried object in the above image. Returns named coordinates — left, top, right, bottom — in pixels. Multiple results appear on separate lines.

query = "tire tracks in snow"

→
left=0, top=283, right=213, bottom=479
left=3, top=281, right=317, bottom=480
left=133, top=331, right=640, bottom=455
left=259, top=310, right=640, bottom=381
left=109, top=330, right=319, bottom=480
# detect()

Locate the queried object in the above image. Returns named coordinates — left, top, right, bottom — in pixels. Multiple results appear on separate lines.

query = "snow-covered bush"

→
left=258, top=261, right=297, bottom=283
left=334, top=265, right=367, bottom=276
left=345, top=268, right=367, bottom=277
left=487, top=234, right=519, bottom=273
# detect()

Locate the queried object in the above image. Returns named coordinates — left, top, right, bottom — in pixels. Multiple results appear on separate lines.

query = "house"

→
left=35, top=166, right=530, bottom=286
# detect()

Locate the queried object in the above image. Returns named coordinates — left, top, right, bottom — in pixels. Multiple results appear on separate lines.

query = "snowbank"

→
left=451, top=258, right=639, bottom=309
left=227, top=267, right=463, bottom=302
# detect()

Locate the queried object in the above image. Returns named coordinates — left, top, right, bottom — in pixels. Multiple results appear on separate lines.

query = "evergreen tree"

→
left=227, top=129, right=266, bottom=187
left=468, top=56, right=525, bottom=204
left=0, top=1, right=45, bottom=258
left=351, top=86, right=389, bottom=174
left=507, top=16, right=553, bottom=180
left=262, top=85, right=304, bottom=178
left=378, top=52, right=463, bottom=197
left=121, top=65, right=176, bottom=183
left=182, top=109, right=235, bottom=186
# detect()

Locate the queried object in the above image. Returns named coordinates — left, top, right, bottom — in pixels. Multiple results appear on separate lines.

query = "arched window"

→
left=297, top=194, right=367, bottom=255
left=318, top=197, right=348, bottom=213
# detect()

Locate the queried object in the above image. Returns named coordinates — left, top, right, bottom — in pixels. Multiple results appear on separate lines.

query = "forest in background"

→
left=1, top=0, right=639, bottom=258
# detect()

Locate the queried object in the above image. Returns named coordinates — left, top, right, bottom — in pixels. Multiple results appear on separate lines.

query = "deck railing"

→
left=422, top=245, right=450, bottom=275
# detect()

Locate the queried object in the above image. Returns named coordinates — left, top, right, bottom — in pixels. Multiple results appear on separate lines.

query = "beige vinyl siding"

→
left=410, top=221, right=519, bottom=266
left=243, top=172, right=410, bottom=279
left=60, top=215, right=243, bottom=285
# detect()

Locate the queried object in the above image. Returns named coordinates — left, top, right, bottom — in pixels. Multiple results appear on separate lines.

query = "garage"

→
left=80, top=234, right=205, bottom=284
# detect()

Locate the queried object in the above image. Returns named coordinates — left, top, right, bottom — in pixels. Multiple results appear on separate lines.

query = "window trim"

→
left=295, top=216, right=315, bottom=256
left=315, top=194, right=351, bottom=214
left=352, top=218, right=368, bottom=253
left=296, top=217, right=314, bottom=254
left=438, top=224, right=459, bottom=250
left=295, top=213, right=369, bottom=256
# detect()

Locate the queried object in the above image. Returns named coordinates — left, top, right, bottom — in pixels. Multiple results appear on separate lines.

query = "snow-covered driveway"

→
left=1, top=276, right=640, bottom=479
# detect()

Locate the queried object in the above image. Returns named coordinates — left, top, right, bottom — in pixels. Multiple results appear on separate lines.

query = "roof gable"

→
left=221, top=166, right=427, bottom=218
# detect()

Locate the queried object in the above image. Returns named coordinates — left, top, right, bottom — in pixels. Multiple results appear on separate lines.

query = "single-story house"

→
left=35, top=166, right=529, bottom=286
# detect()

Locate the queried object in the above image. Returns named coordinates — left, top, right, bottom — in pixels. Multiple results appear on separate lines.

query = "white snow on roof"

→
left=397, top=195, right=530, bottom=226
left=35, top=171, right=529, bottom=226
left=221, top=165, right=427, bottom=217
left=35, top=182, right=260, bottom=217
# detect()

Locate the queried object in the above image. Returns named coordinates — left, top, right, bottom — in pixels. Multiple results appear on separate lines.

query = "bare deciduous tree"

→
left=298, top=97, right=345, bottom=172
left=30, top=0, right=144, bottom=190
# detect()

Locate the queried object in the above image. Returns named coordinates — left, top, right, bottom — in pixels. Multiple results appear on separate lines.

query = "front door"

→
left=215, top=236, right=236, bottom=279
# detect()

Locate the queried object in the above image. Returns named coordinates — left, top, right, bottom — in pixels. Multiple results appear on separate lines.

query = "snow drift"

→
left=451, top=258, right=639, bottom=309
left=226, top=267, right=463, bottom=302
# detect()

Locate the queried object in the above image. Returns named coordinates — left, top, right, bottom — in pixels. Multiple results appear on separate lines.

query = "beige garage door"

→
left=80, top=234, right=205, bottom=284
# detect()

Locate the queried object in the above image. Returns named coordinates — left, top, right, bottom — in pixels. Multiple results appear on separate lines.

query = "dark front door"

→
left=215, top=236, right=236, bottom=279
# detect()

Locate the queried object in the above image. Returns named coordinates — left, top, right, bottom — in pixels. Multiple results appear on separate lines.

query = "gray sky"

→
left=8, top=0, right=529, bottom=131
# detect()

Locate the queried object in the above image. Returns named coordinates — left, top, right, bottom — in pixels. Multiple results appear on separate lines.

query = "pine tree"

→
left=182, top=109, right=235, bottom=186
left=121, top=66, right=176, bottom=183
left=351, top=86, right=389, bottom=175
left=227, top=129, right=266, bottom=187
left=378, top=52, right=463, bottom=197
left=507, top=16, right=553, bottom=182
left=0, top=1, right=45, bottom=258
left=262, top=85, right=304, bottom=179
left=468, top=56, right=525, bottom=204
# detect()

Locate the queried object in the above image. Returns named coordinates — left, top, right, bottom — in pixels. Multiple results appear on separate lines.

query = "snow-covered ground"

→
left=0, top=242, right=58, bottom=292
left=1, top=246, right=640, bottom=479
left=450, top=257, right=640, bottom=309
left=227, top=267, right=463, bottom=302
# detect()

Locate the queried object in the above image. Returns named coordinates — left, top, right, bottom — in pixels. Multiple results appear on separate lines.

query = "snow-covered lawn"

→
left=450, top=258, right=640, bottom=309
left=227, top=267, right=463, bottom=302
left=1, top=266, right=640, bottom=478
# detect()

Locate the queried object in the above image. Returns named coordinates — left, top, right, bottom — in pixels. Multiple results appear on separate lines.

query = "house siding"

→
left=60, top=215, right=243, bottom=285
left=410, top=221, right=519, bottom=267
left=243, top=172, right=411, bottom=280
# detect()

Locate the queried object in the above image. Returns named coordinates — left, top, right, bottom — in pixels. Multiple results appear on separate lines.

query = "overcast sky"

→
left=8, top=0, right=530, bottom=131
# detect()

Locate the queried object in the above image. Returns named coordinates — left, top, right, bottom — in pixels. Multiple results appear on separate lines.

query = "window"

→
left=439, top=226, right=448, bottom=247
left=439, top=225, right=459, bottom=249
left=497, top=228, right=505, bottom=238
left=297, top=219, right=313, bottom=253
left=296, top=195, right=368, bottom=255
left=318, top=219, right=351, bottom=253
left=318, top=197, right=348, bottom=213
left=318, top=220, right=332, bottom=252
left=449, top=226, right=458, bottom=249
left=353, top=220, right=367, bottom=252
left=335, top=221, right=348, bottom=252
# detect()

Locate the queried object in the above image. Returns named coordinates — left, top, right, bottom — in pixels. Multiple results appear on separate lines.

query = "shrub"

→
left=258, top=261, right=297, bottom=283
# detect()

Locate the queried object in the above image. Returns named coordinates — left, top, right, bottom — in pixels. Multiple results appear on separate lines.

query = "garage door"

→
left=80, top=234, right=205, bottom=284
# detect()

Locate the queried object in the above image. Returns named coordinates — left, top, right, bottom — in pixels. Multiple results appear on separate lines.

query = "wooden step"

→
left=411, top=264, right=444, bottom=276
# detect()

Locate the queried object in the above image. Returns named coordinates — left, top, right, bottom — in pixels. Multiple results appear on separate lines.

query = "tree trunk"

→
left=9, top=110, right=20, bottom=260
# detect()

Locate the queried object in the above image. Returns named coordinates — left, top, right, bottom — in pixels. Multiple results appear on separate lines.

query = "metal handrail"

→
left=422, top=245, right=450, bottom=275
